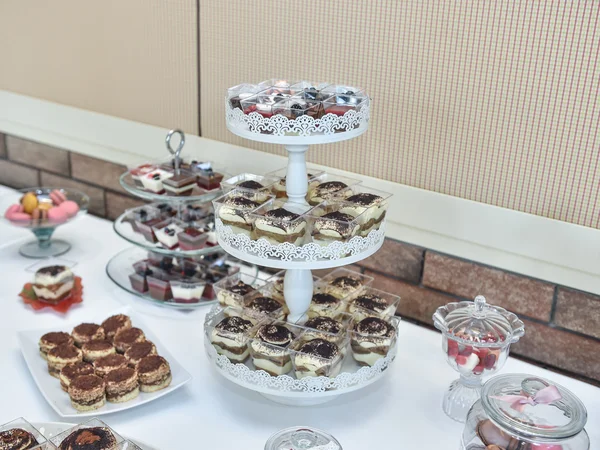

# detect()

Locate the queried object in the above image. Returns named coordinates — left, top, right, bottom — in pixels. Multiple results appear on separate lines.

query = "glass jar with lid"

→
left=265, top=426, right=342, bottom=450
left=462, top=373, right=590, bottom=449
left=433, top=295, right=525, bottom=422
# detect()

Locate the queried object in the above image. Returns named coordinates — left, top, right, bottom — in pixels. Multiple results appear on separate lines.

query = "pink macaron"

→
left=59, top=200, right=79, bottom=217
left=47, top=206, right=68, bottom=224
left=49, top=189, right=68, bottom=206
left=5, top=204, right=31, bottom=222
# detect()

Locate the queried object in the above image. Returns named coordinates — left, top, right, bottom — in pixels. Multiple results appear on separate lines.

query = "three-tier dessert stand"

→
left=106, top=130, right=258, bottom=316
left=204, top=87, right=399, bottom=405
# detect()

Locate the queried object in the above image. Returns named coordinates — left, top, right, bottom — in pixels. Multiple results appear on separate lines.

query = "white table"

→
left=0, top=185, right=598, bottom=450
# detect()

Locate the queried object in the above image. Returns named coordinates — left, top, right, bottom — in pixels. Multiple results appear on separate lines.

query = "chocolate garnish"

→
left=0, top=428, right=39, bottom=449
left=346, top=193, right=382, bottom=207
left=298, top=339, right=339, bottom=360
left=321, top=211, right=354, bottom=222
left=83, top=340, right=113, bottom=352
left=330, top=276, right=361, bottom=289
left=61, top=362, right=94, bottom=380
left=106, top=367, right=136, bottom=384
left=37, top=265, right=68, bottom=277
left=101, top=315, right=129, bottom=334
left=73, top=323, right=101, bottom=337
left=304, top=316, right=342, bottom=334
left=49, top=344, right=81, bottom=359
left=41, top=331, right=73, bottom=346
left=125, top=341, right=155, bottom=360
left=223, top=196, right=260, bottom=209
left=256, top=324, right=293, bottom=346
left=152, top=173, right=161, bottom=180
left=313, top=181, right=348, bottom=198
left=228, top=281, right=255, bottom=296
left=355, top=317, right=394, bottom=337
left=311, top=293, right=339, bottom=305
left=264, top=208, right=300, bottom=221
left=58, top=427, right=117, bottom=450
left=353, top=294, right=388, bottom=312
left=137, top=355, right=169, bottom=374
left=247, top=296, right=282, bottom=313
left=216, top=316, right=253, bottom=334
left=237, top=180, right=264, bottom=190
left=71, top=374, right=104, bottom=390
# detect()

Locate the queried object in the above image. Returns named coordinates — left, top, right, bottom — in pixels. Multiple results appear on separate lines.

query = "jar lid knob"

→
left=291, top=429, right=318, bottom=449
left=474, top=295, right=487, bottom=316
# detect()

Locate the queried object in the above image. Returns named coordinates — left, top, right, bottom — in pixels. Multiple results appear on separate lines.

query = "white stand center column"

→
left=284, top=144, right=309, bottom=206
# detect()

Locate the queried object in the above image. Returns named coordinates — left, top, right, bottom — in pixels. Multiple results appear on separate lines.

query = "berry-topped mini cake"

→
left=140, top=169, right=174, bottom=194
left=154, top=221, right=185, bottom=249
left=32, top=265, right=75, bottom=304
left=249, top=324, right=296, bottom=376
left=292, top=338, right=343, bottom=379
left=129, top=163, right=156, bottom=187
left=253, top=207, right=307, bottom=246
left=210, top=315, right=255, bottom=362
left=350, top=317, right=396, bottom=366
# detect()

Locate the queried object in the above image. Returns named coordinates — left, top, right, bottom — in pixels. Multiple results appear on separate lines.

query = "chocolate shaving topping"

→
left=138, top=355, right=169, bottom=374
left=223, top=196, right=260, bottom=209
left=216, top=316, right=253, bottom=334
left=264, top=208, right=300, bottom=221
left=73, top=323, right=101, bottom=337
left=49, top=344, right=81, bottom=359
left=330, top=275, right=361, bottom=289
left=37, top=265, right=68, bottom=277
left=304, top=316, right=342, bottom=334
left=71, top=374, right=104, bottom=391
left=114, top=327, right=144, bottom=344
left=94, top=354, right=127, bottom=368
left=106, top=367, right=136, bottom=383
left=126, top=341, right=155, bottom=360
left=101, top=314, right=130, bottom=334
left=229, top=281, right=255, bottom=296
left=313, top=181, right=348, bottom=197
left=247, top=296, right=282, bottom=313
left=354, top=294, right=388, bottom=312
left=321, top=211, right=355, bottom=222
left=311, top=293, right=339, bottom=305
left=237, top=180, right=264, bottom=190
left=58, top=427, right=117, bottom=450
left=61, top=362, right=94, bottom=380
left=256, top=324, right=293, bottom=345
left=41, top=331, right=73, bottom=345
left=355, top=317, right=394, bottom=337
left=83, top=340, right=113, bottom=351
left=298, top=339, right=339, bottom=360
left=346, top=193, right=382, bottom=207
left=315, top=212, right=356, bottom=236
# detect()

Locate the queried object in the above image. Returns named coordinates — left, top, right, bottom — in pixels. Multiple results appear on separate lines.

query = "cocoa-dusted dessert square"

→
left=350, top=316, right=397, bottom=367
left=208, top=308, right=258, bottom=363
left=290, top=337, right=346, bottom=379
left=248, top=322, right=302, bottom=376
left=251, top=200, right=309, bottom=246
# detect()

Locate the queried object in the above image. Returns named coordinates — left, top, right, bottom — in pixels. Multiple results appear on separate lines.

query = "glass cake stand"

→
left=2, top=187, right=89, bottom=258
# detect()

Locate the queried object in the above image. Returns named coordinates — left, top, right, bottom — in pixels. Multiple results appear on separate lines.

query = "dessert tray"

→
left=226, top=80, right=370, bottom=144
left=203, top=305, right=399, bottom=406
left=17, top=307, right=192, bottom=418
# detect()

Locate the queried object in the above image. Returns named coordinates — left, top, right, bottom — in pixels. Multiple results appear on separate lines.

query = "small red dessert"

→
left=177, top=227, right=208, bottom=251
left=147, top=273, right=172, bottom=301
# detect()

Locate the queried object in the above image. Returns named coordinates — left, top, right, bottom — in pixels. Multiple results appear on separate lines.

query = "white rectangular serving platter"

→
left=17, top=306, right=192, bottom=418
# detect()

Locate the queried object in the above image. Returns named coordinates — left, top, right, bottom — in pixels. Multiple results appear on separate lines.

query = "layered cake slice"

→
left=347, top=288, right=400, bottom=321
left=253, top=207, right=308, bottom=246
left=154, top=220, right=184, bottom=250
left=210, top=315, right=255, bottom=362
left=140, top=169, right=174, bottom=194
left=311, top=210, right=360, bottom=246
left=350, top=317, right=396, bottom=366
left=32, top=265, right=75, bottom=304
left=337, top=187, right=391, bottom=236
left=162, top=171, right=197, bottom=196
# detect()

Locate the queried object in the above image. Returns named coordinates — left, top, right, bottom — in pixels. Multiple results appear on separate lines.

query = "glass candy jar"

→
left=433, top=295, right=525, bottom=422
left=265, top=427, right=342, bottom=450
left=462, top=374, right=590, bottom=449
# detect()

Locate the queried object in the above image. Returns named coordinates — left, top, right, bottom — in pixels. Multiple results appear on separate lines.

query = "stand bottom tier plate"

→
left=106, top=246, right=258, bottom=310
left=203, top=307, right=398, bottom=406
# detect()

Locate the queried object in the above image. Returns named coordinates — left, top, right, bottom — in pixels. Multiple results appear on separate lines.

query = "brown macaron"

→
left=39, top=331, right=74, bottom=360
left=106, top=367, right=139, bottom=403
left=124, top=341, right=157, bottom=367
left=93, top=354, right=128, bottom=378
left=47, top=344, right=82, bottom=378
left=101, top=314, right=132, bottom=342
left=72, top=323, right=105, bottom=347
left=82, top=340, right=116, bottom=363
left=59, top=361, right=94, bottom=392
left=68, top=374, right=106, bottom=412
left=137, top=355, right=172, bottom=393
left=113, top=327, right=145, bottom=353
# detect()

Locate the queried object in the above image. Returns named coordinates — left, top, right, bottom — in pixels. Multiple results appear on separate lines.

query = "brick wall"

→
left=1, top=133, right=598, bottom=385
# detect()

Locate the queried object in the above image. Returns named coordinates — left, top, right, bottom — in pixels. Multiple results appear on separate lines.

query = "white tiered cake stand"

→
left=205, top=94, right=398, bottom=406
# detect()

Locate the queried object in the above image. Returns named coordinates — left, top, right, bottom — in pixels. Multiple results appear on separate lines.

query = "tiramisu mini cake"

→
left=105, top=367, right=139, bottom=403
left=215, top=279, right=256, bottom=308
left=221, top=173, right=278, bottom=203
left=0, top=427, right=39, bottom=449
left=338, top=189, right=390, bottom=236
left=213, top=191, right=266, bottom=236
left=311, top=209, right=360, bottom=246
left=47, top=344, right=83, bottom=378
left=324, top=275, right=365, bottom=299
left=93, top=354, right=128, bottom=378
left=252, top=205, right=308, bottom=246
left=100, top=314, right=132, bottom=342
left=59, top=361, right=94, bottom=392
left=124, top=341, right=157, bottom=367
left=350, top=317, right=396, bottom=366
left=307, top=181, right=351, bottom=206
left=39, top=331, right=74, bottom=360
left=249, top=323, right=297, bottom=376
left=303, top=316, right=345, bottom=342
left=137, top=355, right=172, bottom=392
left=307, top=292, right=344, bottom=318
left=72, top=323, right=105, bottom=347
left=244, top=295, right=284, bottom=320
left=292, top=338, right=343, bottom=379
left=210, top=315, right=255, bottom=362
left=82, top=340, right=115, bottom=363
left=32, top=265, right=74, bottom=304
left=113, top=327, right=145, bottom=353
left=57, top=426, right=118, bottom=450
left=348, top=289, right=400, bottom=321
left=68, top=374, right=106, bottom=411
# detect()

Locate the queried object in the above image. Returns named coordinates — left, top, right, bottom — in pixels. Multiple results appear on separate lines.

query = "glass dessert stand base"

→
left=204, top=306, right=398, bottom=406
left=20, top=229, right=71, bottom=258
left=106, top=246, right=258, bottom=310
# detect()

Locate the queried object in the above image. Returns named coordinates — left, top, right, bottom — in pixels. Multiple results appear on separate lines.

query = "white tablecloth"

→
left=0, top=185, right=598, bottom=450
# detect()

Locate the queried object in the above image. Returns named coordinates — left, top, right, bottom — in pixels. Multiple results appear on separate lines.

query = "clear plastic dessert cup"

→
left=0, top=417, right=55, bottom=450
left=251, top=199, right=311, bottom=246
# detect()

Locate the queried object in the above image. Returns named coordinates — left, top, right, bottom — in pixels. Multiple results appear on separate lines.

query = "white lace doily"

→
left=203, top=306, right=398, bottom=397
left=215, top=218, right=386, bottom=269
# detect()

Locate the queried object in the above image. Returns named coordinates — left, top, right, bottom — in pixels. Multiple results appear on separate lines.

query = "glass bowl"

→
left=2, top=187, right=89, bottom=258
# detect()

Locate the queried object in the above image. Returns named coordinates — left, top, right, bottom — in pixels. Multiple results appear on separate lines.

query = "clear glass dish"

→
left=462, top=374, right=590, bottom=449
left=2, top=187, right=89, bottom=258
left=433, top=295, right=525, bottom=423
left=265, top=427, right=342, bottom=450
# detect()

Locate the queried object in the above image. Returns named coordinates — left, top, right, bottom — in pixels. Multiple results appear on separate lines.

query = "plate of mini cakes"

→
left=17, top=307, right=192, bottom=417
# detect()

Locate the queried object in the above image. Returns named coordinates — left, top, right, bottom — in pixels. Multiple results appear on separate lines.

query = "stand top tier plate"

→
left=225, top=80, right=370, bottom=145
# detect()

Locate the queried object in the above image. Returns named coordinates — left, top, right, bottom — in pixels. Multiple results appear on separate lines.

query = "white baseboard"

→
left=1, top=90, right=599, bottom=295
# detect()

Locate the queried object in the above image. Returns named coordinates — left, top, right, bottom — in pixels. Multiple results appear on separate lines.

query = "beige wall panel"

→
left=0, top=0, right=198, bottom=134
left=200, top=0, right=600, bottom=229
